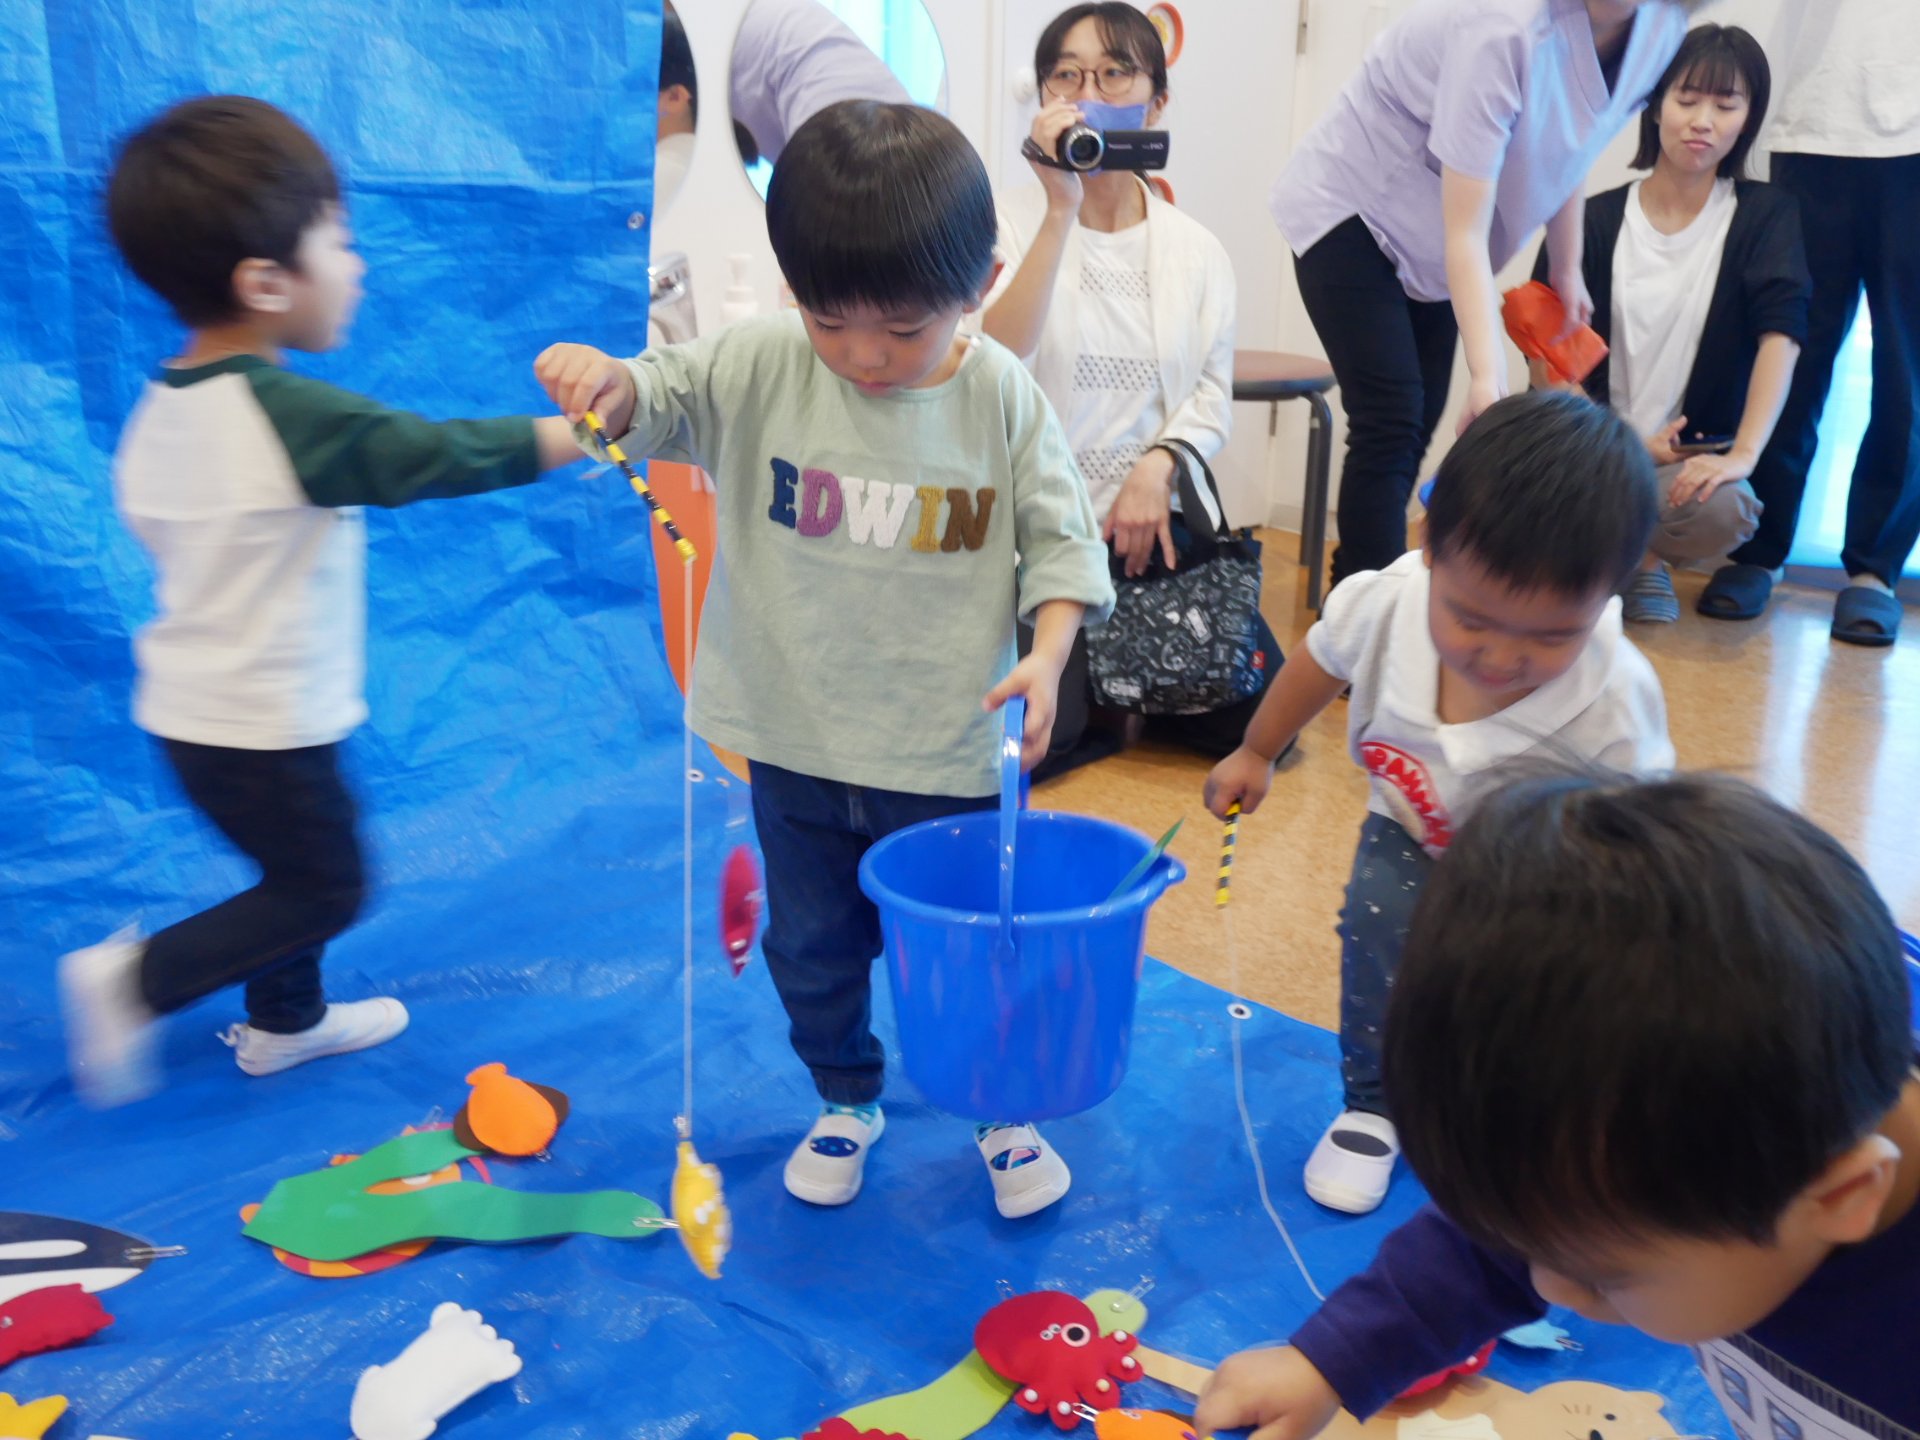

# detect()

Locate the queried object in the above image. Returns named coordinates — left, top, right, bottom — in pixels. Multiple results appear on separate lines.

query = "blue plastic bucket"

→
left=859, top=698, right=1185, bottom=1119
left=861, top=807, right=1185, bottom=1120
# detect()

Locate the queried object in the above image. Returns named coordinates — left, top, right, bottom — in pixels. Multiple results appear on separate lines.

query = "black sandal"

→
left=1696, top=563, right=1775, bottom=621
left=1831, top=585, right=1903, bottom=648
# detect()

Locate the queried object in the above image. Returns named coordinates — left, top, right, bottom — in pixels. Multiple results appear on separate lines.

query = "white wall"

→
left=650, top=0, right=1785, bottom=535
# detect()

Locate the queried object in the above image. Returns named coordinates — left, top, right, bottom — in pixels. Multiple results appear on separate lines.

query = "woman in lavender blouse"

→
left=1272, top=0, right=1703, bottom=590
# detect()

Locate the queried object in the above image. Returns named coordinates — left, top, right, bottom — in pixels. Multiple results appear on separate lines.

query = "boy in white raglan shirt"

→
left=1204, top=390, right=1674, bottom=1215
left=59, top=96, right=581, bottom=1107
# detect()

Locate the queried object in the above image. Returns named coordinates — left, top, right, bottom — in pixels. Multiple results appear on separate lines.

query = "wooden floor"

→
left=1038, top=533, right=1920, bottom=1031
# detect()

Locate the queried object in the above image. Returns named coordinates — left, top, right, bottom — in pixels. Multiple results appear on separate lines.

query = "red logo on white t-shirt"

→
left=1359, top=742, right=1454, bottom=851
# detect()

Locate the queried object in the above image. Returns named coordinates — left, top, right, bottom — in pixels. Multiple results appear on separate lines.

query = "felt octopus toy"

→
left=975, top=1291, right=1144, bottom=1429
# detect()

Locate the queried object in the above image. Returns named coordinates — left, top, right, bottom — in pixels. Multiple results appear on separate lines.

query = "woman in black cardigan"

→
left=1533, top=25, right=1810, bottom=622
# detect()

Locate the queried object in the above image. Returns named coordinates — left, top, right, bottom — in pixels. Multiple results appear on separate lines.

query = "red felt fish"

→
left=721, top=845, right=763, bottom=976
left=804, top=1420, right=909, bottom=1440
left=1399, top=1339, right=1496, bottom=1399
left=0, top=1285, right=113, bottom=1368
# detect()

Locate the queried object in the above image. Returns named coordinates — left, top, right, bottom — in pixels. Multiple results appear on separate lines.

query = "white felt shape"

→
left=1397, top=1411, right=1504, bottom=1440
left=350, top=1302, right=523, bottom=1440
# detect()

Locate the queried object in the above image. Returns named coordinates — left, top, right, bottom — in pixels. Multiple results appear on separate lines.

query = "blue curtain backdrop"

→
left=0, top=0, right=668, bottom=958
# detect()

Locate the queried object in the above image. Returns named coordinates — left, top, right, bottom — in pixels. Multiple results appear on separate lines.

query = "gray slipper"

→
left=1622, top=567, right=1680, bottom=624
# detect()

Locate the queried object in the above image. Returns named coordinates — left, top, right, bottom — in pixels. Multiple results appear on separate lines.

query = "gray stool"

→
left=1233, top=350, right=1337, bottom=611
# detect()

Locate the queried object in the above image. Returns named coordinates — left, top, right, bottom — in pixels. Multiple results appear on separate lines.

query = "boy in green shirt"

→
left=536, top=100, right=1115, bottom=1218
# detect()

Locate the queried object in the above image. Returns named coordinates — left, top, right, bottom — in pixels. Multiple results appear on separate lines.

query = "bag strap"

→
left=1153, top=436, right=1235, bottom=546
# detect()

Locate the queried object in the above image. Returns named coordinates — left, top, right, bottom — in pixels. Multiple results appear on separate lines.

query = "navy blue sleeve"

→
left=1742, top=190, right=1812, bottom=347
left=1289, top=1206, right=1547, bottom=1419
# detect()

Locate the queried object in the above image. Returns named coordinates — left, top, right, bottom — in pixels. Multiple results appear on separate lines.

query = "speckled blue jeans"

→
left=1338, top=813, right=1434, bottom=1115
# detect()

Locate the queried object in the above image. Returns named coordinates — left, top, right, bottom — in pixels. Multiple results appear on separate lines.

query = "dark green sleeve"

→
left=247, top=367, right=541, bottom=509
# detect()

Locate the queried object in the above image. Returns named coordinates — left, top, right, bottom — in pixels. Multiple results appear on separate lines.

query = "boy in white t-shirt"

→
left=1204, top=390, right=1674, bottom=1214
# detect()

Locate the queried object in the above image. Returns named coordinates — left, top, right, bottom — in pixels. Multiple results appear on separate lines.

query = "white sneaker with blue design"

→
left=785, top=1104, right=885, bottom=1206
left=977, top=1122, right=1071, bottom=1218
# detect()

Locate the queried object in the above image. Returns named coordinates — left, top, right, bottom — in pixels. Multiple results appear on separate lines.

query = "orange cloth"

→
left=1502, top=281, right=1608, bottom=386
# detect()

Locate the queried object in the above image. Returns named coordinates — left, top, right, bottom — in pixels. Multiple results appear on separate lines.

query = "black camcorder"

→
left=1021, top=123, right=1169, bottom=173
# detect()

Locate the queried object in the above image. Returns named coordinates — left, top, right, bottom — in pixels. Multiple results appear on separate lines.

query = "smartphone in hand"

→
left=1673, top=433, right=1736, bottom=457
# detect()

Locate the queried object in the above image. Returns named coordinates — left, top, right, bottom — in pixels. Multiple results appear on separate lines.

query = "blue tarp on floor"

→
left=1, top=2, right=1727, bottom=1436
left=1, top=946, right=1728, bottom=1438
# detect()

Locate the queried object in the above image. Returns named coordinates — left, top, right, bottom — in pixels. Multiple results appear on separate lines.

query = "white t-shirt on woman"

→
left=988, top=182, right=1236, bottom=532
left=1066, top=222, right=1162, bottom=523
left=1611, top=177, right=1738, bottom=443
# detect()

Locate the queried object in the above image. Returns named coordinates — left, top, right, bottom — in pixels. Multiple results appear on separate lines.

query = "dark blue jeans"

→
left=1338, top=813, right=1434, bottom=1116
left=1735, top=153, right=1920, bottom=584
left=749, top=762, right=994, bottom=1105
left=140, top=739, right=365, bottom=1034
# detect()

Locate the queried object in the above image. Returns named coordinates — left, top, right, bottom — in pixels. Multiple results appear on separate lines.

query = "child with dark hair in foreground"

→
left=1197, top=771, right=1920, bottom=1440
left=1206, top=390, right=1674, bottom=1213
left=534, top=100, right=1114, bottom=1219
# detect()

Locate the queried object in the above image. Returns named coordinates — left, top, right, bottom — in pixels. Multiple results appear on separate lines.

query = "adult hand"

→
left=1026, top=99, right=1087, bottom=215
left=1670, top=448, right=1755, bottom=509
left=1193, top=1346, right=1345, bottom=1440
left=1548, top=266, right=1595, bottom=340
left=1457, top=373, right=1508, bottom=436
left=1647, top=416, right=1688, bottom=469
left=1104, top=448, right=1178, bottom=577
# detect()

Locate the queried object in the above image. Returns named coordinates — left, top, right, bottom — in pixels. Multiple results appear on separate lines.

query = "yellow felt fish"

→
left=671, top=1140, right=732, bottom=1280
left=0, top=1392, right=68, bottom=1439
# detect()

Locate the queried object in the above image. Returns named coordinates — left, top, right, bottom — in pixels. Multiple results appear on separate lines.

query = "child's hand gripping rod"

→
left=1216, top=800, right=1240, bottom=908
left=581, top=410, right=697, bottom=565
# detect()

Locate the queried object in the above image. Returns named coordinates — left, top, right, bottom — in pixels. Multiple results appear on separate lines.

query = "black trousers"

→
left=1294, top=215, right=1459, bottom=587
left=1735, top=152, right=1920, bottom=584
left=139, top=739, right=365, bottom=1033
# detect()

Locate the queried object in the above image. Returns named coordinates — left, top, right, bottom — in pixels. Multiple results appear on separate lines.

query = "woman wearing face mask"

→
left=1531, top=26, right=1810, bottom=623
left=1273, top=0, right=1706, bottom=593
left=985, top=3, right=1270, bottom=776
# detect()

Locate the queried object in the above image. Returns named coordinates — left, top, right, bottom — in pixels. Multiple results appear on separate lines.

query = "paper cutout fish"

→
left=453, top=1064, right=570, bottom=1157
left=0, top=1214, right=167, bottom=1306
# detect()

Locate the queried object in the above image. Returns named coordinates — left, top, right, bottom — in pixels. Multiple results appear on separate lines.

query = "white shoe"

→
left=1304, top=1110, right=1399, bottom=1214
left=978, top=1123, right=1071, bottom=1219
left=784, top=1105, right=885, bottom=1206
left=221, top=998, right=409, bottom=1077
left=57, top=927, right=159, bottom=1108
